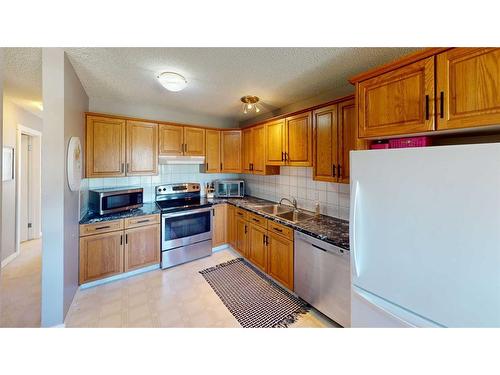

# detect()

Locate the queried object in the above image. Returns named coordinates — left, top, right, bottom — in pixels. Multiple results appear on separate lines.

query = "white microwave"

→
left=214, top=180, right=245, bottom=198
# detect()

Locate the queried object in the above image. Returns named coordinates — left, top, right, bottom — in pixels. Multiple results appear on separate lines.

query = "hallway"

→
left=0, top=239, right=41, bottom=327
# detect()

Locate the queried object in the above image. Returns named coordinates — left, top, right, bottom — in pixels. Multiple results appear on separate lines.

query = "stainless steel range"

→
left=155, top=183, right=213, bottom=269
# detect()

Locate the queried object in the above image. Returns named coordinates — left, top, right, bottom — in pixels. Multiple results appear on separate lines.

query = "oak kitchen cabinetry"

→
left=265, top=113, right=313, bottom=166
left=313, top=97, right=362, bottom=183
left=79, top=214, right=160, bottom=284
left=205, top=129, right=221, bottom=173
left=159, top=124, right=205, bottom=156
left=86, top=116, right=158, bottom=177
left=352, top=48, right=500, bottom=139
left=212, top=203, right=227, bottom=247
left=242, top=124, right=280, bottom=175
left=221, top=130, right=242, bottom=173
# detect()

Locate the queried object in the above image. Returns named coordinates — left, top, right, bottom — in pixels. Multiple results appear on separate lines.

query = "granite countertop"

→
left=210, top=196, right=350, bottom=250
left=79, top=202, right=161, bottom=225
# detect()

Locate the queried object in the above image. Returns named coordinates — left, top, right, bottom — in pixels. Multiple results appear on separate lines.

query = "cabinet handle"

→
left=284, top=152, right=288, bottom=162
left=244, top=225, right=247, bottom=234
left=95, top=225, right=110, bottom=230
left=440, top=91, right=444, bottom=119
left=265, top=235, right=269, bottom=245
left=338, top=164, right=341, bottom=178
left=125, top=234, right=128, bottom=244
left=206, top=163, right=209, bottom=170
left=272, top=227, right=282, bottom=233
left=120, top=235, right=123, bottom=245
left=121, top=163, right=124, bottom=173
left=263, top=234, right=266, bottom=245
left=252, top=218, right=259, bottom=223
left=220, top=162, right=223, bottom=171
left=126, top=163, right=130, bottom=173
left=425, top=95, right=430, bottom=120
left=136, top=219, right=150, bottom=224
left=332, top=164, right=336, bottom=177
left=281, top=152, right=284, bottom=161
left=185, top=143, right=188, bottom=153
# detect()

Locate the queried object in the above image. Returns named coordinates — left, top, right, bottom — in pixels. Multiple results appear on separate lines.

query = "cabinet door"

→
left=235, top=217, right=248, bottom=257
left=212, top=204, right=227, bottom=247
left=252, top=125, right=267, bottom=174
left=86, top=116, right=126, bottom=177
left=241, top=128, right=253, bottom=173
left=126, top=120, right=158, bottom=176
left=159, top=124, right=184, bottom=156
left=221, top=130, right=242, bottom=173
left=184, top=127, right=205, bottom=156
left=247, top=224, right=268, bottom=272
left=357, top=57, right=435, bottom=138
left=79, top=231, right=124, bottom=284
left=205, top=129, right=221, bottom=173
left=437, top=48, right=500, bottom=131
left=338, top=99, right=356, bottom=184
left=267, top=232, right=294, bottom=290
left=313, top=104, right=338, bottom=182
left=124, top=224, right=160, bottom=272
left=286, top=112, right=313, bottom=166
left=227, top=205, right=236, bottom=249
left=265, top=119, right=286, bottom=165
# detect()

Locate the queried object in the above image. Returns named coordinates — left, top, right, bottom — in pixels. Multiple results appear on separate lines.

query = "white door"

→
left=20, top=134, right=32, bottom=242
left=350, top=143, right=500, bottom=327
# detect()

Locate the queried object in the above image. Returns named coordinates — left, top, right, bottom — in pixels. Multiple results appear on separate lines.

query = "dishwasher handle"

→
left=311, top=243, right=346, bottom=257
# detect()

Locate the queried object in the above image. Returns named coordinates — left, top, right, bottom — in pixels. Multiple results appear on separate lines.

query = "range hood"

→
left=159, top=155, right=206, bottom=165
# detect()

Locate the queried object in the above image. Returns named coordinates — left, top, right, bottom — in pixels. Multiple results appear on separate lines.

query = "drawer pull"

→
left=95, top=225, right=111, bottom=230
left=252, top=218, right=260, bottom=222
left=273, top=227, right=283, bottom=233
left=136, top=219, right=150, bottom=223
left=237, top=212, right=243, bottom=216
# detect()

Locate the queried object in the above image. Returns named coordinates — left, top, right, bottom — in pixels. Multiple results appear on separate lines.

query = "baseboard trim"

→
left=212, top=244, right=229, bottom=252
left=80, top=263, right=160, bottom=289
left=1, top=250, right=20, bottom=268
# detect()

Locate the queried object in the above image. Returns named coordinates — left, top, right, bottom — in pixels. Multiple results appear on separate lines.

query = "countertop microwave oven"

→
left=89, top=186, right=143, bottom=215
left=214, top=179, right=245, bottom=198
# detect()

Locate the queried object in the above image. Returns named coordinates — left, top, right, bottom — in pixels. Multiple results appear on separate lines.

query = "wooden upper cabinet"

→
left=221, top=130, right=242, bottom=173
left=313, top=104, right=339, bottom=182
left=86, top=116, right=126, bottom=177
left=252, top=125, right=269, bottom=174
left=357, top=57, right=435, bottom=138
left=205, top=129, right=221, bottom=173
left=126, top=120, right=158, bottom=176
left=266, top=119, right=286, bottom=165
left=184, top=127, right=205, bottom=156
left=267, top=232, right=294, bottom=290
left=436, top=48, right=500, bottom=131
left=159, top=124, right=184, bottom=156
left=242, top=128, right=253, bottom=173
left=79, top=231, right=124, bottom=284
left=338, top=99, right=357, bottom=183
left=285, top=112, right=312, bottom=166
left=124, top=224, right=160, bottom=272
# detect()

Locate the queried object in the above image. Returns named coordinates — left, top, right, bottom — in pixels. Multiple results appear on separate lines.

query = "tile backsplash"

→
left=243, top=166, right=350, bottom=220
left=80, top=165, right=350, bottom=221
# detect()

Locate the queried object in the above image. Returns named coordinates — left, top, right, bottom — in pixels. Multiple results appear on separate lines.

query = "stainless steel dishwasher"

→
left=294, top=231, right=351, bottom=327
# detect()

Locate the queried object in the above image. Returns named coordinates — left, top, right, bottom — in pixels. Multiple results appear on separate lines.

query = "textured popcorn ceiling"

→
left=4, top=47, right=420, bottom=121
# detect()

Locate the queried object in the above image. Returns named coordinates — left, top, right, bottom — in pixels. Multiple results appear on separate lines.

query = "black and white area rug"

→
left=199, top=258, right=310, bottom=328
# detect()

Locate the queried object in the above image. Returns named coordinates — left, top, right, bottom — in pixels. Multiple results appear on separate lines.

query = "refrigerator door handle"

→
left=350, top=180, right=360, bottom=278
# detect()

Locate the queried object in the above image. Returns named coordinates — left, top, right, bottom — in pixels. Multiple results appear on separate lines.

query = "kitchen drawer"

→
left=80, top=219, right=124, bottom=237
left=235, top=207, right=248, bottom=220
left=124, top=214, right=160, bottom=229
left=267, top=221, right=294, bottom=240
left=247, top=212, right=267, bottom=229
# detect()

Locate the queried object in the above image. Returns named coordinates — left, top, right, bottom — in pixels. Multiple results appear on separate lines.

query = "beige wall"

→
left=41, top=48, right=89, bottom=327
left=1, top=99, right=43, bottom=262
left=89, top=97, right=236, bottom=128
left=239, top=86, right=354, bottom=127
left=0, top=48, right=3, bottom=279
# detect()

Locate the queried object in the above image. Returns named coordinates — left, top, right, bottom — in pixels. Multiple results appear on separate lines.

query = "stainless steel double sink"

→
left=252, top=204, right=316, bottom=223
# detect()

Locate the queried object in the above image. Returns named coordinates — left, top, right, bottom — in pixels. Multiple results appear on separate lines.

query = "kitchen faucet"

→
left=279, top=197, right=297, bottom=210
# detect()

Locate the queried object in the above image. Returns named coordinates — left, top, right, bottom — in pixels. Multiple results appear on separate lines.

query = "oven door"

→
left=161, top=207, right=213, bottom=251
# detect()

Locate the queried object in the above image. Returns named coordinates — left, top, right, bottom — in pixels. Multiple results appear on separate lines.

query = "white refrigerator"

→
left=350, top=143, right=500, bottom=327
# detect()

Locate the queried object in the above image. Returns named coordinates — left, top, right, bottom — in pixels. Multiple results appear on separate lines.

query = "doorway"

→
left=20, top=134, right=32, bottom=242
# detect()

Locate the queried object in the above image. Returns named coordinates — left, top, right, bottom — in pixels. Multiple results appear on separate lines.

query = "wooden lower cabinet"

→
left=267, top=232, right=294, bottom=290
left=247, top=223, right=268, bottom=272
left=212, top=204, right=227, bottom=247
left=79, top=231, right=124, bottom=284
left=227, top=205, right=236, bottom=248
left=235, top=216, right=248, bottom=257
left=124, top=224, right=160, bottom=272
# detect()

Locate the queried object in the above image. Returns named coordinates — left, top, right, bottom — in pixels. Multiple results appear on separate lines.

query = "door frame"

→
left=15, top=125, right=42, bottom=254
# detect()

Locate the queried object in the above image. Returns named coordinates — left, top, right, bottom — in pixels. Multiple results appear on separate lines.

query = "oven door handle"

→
left=162, top=206, right=214, bottom=219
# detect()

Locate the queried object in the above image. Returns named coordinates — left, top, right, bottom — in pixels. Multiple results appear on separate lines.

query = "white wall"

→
left=0, top=48, right=4, bottom=279
left=1, top=99, right=43, bottom=262
left=41, top=49, right=88, bottom=327
left=89, top=97, right=236, bottom=129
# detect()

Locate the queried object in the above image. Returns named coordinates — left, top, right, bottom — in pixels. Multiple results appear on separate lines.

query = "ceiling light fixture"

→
left=157, top=72, right=188, bottom=92
left=241, top=95, right=261, bottom=114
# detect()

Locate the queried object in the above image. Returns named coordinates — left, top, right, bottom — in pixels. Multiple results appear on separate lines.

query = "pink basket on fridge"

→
left=389, top=136, right=431, bottom=148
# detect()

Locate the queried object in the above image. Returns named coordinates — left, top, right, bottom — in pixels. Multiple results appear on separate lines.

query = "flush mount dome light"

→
left=157, top=72, right=188, bottom=92
left=241, top=95, right=261, bottom=114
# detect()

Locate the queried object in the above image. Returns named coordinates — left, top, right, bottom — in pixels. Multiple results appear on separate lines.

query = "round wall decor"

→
left=67, top=137, right=82, bottom=192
